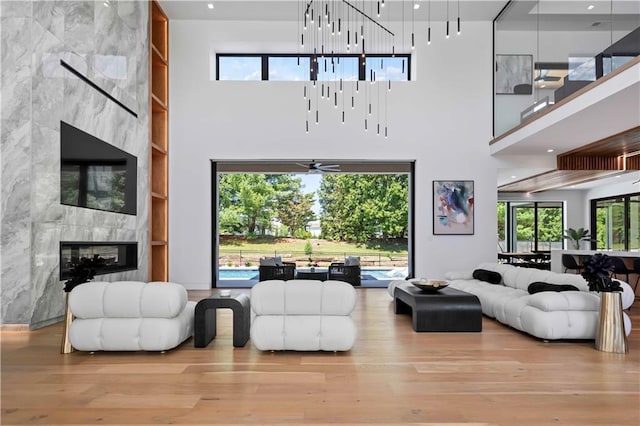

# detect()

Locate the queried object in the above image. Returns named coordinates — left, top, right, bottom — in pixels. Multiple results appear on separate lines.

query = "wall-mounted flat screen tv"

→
left=61, top=121, right=137, bottom=215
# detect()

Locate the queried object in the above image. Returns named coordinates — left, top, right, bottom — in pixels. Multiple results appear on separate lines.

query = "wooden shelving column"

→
left=150, top=0, right=169, bottom=281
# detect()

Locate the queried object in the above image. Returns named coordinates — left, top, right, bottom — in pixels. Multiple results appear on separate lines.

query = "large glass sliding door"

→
left=630, top=195, right=640, bottom=251
left=593, top=193, right=640, bottom=251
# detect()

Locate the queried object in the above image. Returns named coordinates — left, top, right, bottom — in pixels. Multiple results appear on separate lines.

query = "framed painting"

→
left=496, top=54, right=533, bottom=95
left=433, top=180, right=474, bottom=235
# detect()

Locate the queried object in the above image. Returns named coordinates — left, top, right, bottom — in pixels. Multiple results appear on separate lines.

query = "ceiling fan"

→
left=295, top=161, right=341, bottom=174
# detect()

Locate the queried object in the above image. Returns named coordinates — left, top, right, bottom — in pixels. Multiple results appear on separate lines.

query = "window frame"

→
left=216, top=53, right=411, bottom=81
left=211, top=161, right=416, bottom=288
left=590, top=192, right=640, bottom=251
left=500, top=201, right=564, bottom=253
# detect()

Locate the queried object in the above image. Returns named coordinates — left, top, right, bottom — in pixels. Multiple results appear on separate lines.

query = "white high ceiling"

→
left=158, top=0, right=508, bottom=22
left=159, top=0, right=640, bottom=25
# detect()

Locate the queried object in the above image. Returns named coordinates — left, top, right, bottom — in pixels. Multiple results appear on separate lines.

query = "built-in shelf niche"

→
left=150, top=0, right=169, bottom=282
left=151, top=197, right=167, bottom=242
left=151, top=150, right=167, bottom=196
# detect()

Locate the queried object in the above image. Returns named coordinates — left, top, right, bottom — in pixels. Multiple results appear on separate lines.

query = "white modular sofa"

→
left=250, top=280, right=357, bottom=351
left=68, top=281, right=196, bottom=351
left=442, top=262, right=633, bottom=340
left=388, top=262, right=634, bottom=340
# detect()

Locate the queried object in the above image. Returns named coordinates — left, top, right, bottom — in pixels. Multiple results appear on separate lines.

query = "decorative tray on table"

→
left=411, top=279, right=449, bottom=292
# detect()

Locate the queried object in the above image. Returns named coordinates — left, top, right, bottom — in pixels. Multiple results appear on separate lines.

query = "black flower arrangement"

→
left=581, top=253, right=622, bottom=293
left=63, top=255, right=106, bottom=292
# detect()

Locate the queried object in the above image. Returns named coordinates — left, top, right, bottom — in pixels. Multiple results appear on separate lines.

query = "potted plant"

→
left=563, top=227, right=591, bottom=250
left=581, top=253, right=627, bottom=353
left=63, top=254, right=105, bottom=292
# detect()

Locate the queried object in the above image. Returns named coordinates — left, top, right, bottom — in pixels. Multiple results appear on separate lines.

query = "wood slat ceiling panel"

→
left=503, top=127, right=640, bottom=193
left=557, top=156, right=623, bottom=170
left=559, top=126, right=640, bottom=157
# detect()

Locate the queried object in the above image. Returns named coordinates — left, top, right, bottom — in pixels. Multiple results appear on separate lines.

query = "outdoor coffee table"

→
left=394, top=283, right=482, bottom=332
left=194, top=292, right=250, bottom=347
left=296, top=269, right=328, bottom=281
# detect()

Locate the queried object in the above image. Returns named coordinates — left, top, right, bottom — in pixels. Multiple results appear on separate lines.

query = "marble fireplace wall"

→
left=1, top=1, right=150, bottom=329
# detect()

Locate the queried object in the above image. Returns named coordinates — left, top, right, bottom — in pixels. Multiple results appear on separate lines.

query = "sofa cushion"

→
left=527, top=291, right=599, bottom=312
left=528, top=282, right=579, bottom=294
left=259, top=256, right=282, bottom=266
left=70, top=281, right=188, bottom=319
left=69, top=302, right=196, bottom=351
left=251, top=280, right=356, bottom=316
left=472, top=269, right=502, bottom=284
left=444, top=270, right=474, bottom=281
left=344, top=256, right=360, bottom=266
left=251, top=315, right=356, bottom=351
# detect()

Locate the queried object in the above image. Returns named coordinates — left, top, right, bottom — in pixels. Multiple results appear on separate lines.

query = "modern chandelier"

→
left=298, top=0, right=461, bottom=136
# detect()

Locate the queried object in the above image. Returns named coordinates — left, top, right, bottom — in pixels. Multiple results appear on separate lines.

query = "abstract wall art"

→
left=496, top=54, right=533, bottom=94
left=433, top=180, right=474, bottom=235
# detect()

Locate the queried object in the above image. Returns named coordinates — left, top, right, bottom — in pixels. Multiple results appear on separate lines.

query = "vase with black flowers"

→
left=60, top=255, right=105, bottom=354
left=581, top=253, right=628, bottom=354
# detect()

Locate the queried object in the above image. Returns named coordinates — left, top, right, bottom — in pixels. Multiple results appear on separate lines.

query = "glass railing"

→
left=493, top=0, right=640, bottom=137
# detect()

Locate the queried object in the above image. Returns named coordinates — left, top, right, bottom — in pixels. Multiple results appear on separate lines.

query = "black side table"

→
left=194, top=293, right=250, bottom=348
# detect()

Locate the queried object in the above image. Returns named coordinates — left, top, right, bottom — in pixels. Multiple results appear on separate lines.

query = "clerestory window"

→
left=216, top=53, right=410, bottom=81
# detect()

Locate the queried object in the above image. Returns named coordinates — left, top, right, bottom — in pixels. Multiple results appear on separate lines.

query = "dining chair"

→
left=610, top=257, right=633, bottom=285
left=561, top=254, right=583, bottom=274
left=632, top=258, right=640, bottom=294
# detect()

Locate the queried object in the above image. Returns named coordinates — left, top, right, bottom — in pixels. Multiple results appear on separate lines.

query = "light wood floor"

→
left=2, top=289, right=639, bottom=425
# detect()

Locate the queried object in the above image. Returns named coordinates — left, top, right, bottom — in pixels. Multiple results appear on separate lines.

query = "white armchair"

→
left=250, top=280, right=357, bottom=351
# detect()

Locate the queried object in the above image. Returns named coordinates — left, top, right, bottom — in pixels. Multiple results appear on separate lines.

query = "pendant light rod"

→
left=304, top=0, right=394, bottom=36
left=457, top=0, right=461, bottom=34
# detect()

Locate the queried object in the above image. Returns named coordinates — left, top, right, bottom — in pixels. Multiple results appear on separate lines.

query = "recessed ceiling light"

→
left=414, top=3, right=420, bottom=10
left=615, top=175, right=622, bottom=178
left=547, top=149, right=554, bottom=153
left=570, top=185, right=576, bottom=188
left=588, top=5, right=595, bottom=10
left=511, top=175, right=517, bottom=179
left=208, top=3, right=214, bottom=9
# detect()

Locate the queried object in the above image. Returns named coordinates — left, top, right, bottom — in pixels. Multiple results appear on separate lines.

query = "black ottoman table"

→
left=394, top=284, right=482, bottom=332
left=194, top=292, right=250, bottom=347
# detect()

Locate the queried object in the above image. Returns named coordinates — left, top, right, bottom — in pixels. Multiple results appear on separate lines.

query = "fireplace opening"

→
left=60, top=242, right=138, bottom=280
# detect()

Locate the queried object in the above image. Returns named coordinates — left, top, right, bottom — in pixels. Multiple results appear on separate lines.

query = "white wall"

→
left=169, top=20, right=497, bottom=289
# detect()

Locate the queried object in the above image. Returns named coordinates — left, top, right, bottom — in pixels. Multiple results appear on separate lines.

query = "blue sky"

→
left=298, top=173, right=322, bottom=215
left=216, top=56, right=408, bottom=81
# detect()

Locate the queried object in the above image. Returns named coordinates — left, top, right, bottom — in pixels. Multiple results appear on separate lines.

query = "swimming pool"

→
left=218, top=267, right=407, bottom=280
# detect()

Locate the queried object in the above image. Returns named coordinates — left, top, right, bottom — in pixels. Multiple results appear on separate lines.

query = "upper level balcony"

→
left=491, top=1, right=639, bottom=193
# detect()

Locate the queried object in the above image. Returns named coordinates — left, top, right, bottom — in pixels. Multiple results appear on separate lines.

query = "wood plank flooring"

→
left=2, top=289, right=639, bottom=425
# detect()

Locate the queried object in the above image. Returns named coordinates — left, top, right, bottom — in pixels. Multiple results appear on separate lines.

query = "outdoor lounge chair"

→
left=328, top=262, right=361, bottom=286
left=259, top=262, right=296, bottom=281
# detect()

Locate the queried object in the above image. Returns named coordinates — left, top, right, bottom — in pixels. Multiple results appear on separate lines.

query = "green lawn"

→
left=219, top=236, right=408, bottom=267
left=220, top=236, right=407, bottom=255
